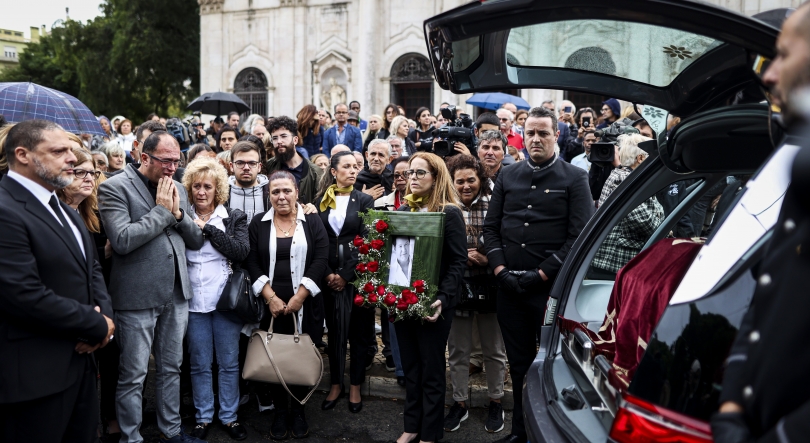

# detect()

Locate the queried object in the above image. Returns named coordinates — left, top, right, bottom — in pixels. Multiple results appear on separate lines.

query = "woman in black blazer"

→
left=393, top=152, right=467, bottom=443
left=243, top=170, right=330, bottom=440
left=316, top=151, right=375, bottom=413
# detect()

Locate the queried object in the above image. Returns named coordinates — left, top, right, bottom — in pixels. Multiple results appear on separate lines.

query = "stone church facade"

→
left=199, top=0, right=801, bottom=119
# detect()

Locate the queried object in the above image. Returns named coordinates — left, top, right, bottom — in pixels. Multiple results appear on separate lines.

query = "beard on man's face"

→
left=275, top=141, right=296, bottom=163
left=34, top=156, right=73, bottom=189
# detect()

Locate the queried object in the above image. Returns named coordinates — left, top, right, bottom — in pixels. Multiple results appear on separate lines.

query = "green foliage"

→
left=0, top=0, right=200, bottom=121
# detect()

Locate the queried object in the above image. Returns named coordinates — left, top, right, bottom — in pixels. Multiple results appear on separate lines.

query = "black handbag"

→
left=217, top=261, right=265, bottom=324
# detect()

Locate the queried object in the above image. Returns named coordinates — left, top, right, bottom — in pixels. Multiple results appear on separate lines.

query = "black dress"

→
left=258, top=237, right=308, bottom=410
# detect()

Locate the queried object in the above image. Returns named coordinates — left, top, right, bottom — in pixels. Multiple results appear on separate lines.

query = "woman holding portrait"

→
left=315, top=151, right=375, bottom=413
left=181, top=158, right=250, bottom=441
left=243, top=170, right=329, bottom=440
left=393, top=152, right=467, bottom=443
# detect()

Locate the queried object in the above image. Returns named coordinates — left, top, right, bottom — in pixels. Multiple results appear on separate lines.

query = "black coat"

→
left=484, top=155, right=594, bottom=281
left=317, top=189, right=375, bottom=284
left=243, top=210, right=330, bottom=335
left=0, top=177, right=112, bottom=403
left=717, top=171, right=810, bottom=441
left=201, top=207, right=250, bottom=265
left=397, top=204, right=467, bottom=311
left=355, top=169, right=394, bottom=196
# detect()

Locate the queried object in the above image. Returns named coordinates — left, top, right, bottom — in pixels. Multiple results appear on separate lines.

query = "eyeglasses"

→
left=403, top=169, right=431, bottom=179
left=233, top=160, right=260, bottom=169
left=601, top=107, right=611, bottom=112
left=74, top=169, right=101, bottom=180
left=393, top=172, right=407, bottom=180
left=147, top=154, right=181, bottom=168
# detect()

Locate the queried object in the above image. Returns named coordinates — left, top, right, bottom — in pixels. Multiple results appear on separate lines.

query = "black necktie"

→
left=48, top=195, right=82, bottom=255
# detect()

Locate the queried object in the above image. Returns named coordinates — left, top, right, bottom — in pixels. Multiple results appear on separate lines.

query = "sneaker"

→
left=270, top=409, right=290, bottom=440
left=223, top=421, right=248, bottom=441
left=159, top=430, right=207, bottom=442
left=485, top=401, right=505, bottom=433
left=290, top=408, right=309, bottom=439
left=443, top=402, right=468, bottom=432
left=375, top=323, right=382, bottom=334
left=257, top=391, right=275, bottom=413
left=188, top=423, right=209, bottom=440
left=385, top=355, right=396, bottom=372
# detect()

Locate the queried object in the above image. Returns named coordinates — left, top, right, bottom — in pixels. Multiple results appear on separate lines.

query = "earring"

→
left=333, top=175, right=336, bottom=179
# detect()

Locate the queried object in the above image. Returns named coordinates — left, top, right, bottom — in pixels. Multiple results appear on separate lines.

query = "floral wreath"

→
left=351, top=211, right=437, bottom=322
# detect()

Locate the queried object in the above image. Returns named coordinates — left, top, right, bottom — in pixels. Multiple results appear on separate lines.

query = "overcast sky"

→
left=2, top=1, right=104, bottom=38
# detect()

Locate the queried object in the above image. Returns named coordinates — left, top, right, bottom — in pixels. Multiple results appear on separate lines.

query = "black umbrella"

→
left=186, top=91, right=250, bottom=116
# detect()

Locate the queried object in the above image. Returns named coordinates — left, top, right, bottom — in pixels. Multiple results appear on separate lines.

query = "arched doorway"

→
left=390, top=54, right=433, bottom=120
left=234, top=68, right=268, bottom=117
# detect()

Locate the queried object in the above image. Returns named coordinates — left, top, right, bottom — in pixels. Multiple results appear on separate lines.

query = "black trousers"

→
left=0, top=356, right=98, bottom=443
left=394, top=309, right=454, bottom=442
left=324, top=288, right=375, bottom=387
left=96, top=338, right=120, bottom=424
left=497, top=287, right=547, bottom=439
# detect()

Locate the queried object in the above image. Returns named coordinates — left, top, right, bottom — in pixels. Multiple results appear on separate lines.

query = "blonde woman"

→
left=393, top=152, right=467, bottom=443
left=181, top=158, right=250, bottom=440
left=389, top=115, right=415, bottom=156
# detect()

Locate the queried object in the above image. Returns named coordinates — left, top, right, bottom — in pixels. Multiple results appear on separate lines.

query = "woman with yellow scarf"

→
left=315, top=151, right=375, bottom=413
left=392, top=152, right=468, bottom=443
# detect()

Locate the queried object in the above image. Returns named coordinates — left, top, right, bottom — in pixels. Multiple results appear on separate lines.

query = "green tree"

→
left=0, top=0, right=199, bottom=122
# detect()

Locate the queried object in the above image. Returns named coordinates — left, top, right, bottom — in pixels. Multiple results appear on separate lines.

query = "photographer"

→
left=431, top=105, right=476, bottom=159
left=588, top=120, right=639, bottom=202
left=562, top=107, right=597, bottom=161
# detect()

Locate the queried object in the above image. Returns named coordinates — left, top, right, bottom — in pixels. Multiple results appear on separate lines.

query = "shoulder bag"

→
left=242, top=315, right=324, bottom=405
left=216, top=261, right=265, bottom=324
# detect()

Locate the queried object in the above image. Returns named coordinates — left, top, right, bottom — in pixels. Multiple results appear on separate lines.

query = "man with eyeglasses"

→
left=265, top=116, right=324, bottom=204
left=322, top=103, right=363, bottom=154
left=598, top=98, right=621, bottom=129
left=98, top=130, right=205, bottom=443
left=226, top=141, right=269, bottom=223
left=496, top=109, right=524, bottom=151
left=349, top=100, right=368, bottom=131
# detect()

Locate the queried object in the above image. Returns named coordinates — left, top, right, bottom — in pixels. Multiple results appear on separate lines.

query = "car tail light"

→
left=609, top=393, right=713, bottom=443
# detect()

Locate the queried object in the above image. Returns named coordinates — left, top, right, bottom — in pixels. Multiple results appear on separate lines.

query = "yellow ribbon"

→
left=404, top=194, right=429, bottom=212
left=319, top=184, right=354, bottom=212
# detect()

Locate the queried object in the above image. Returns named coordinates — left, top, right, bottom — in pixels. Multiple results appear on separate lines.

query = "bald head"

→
left=762, top=3, right=810, bottom=113
left=331, top=144, right=351, bottom=157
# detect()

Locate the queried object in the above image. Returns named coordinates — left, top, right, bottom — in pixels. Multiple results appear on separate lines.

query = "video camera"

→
left=589, top=119, right=639, bottom=165
left=432, top=105, right=475, bottom=158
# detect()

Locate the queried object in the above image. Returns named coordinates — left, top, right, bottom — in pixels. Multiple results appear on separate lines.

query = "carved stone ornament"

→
left=198, top=0, right=224, bottom=15
left=390, top=54, right=433, bottom=83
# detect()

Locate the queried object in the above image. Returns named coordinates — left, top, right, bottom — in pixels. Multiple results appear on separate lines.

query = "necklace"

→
left=275, top=218, right=295, bottom=237
left=196, top=208, right=215, bottom=221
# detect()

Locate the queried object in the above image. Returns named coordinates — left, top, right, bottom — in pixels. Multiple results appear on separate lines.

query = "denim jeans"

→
left=116, top=290, right=188, bottom=443
left=387, top=317, right=405, bottom=377
left=187, top=311, right=243, bottom=424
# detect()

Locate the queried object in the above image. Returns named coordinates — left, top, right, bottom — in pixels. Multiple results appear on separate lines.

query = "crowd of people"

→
left=0, top=74, right=768, bottom=443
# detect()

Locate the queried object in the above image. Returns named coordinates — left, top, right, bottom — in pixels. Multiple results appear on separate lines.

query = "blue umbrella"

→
left=0, top=82, right=105, bottom=136
left=466, top=92, right=531, bottom=111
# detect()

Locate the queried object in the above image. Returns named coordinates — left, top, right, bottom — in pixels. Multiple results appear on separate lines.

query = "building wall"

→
left=0, top=26, right=46, bottom=74
left=198, top=0, right=802, bottom=119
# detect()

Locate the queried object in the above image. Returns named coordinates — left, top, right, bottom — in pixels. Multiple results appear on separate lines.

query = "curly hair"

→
left=446, top=154, right=491, bottom=198
left=181, top=157, right=231, bottom=208
left=266, top=116, right=297, bottom=138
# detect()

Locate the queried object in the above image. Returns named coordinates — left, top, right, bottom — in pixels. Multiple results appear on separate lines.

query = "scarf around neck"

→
left=319, top=184, right=353, bottom=212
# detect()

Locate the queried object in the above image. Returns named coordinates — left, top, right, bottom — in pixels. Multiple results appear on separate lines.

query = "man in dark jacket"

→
left=265, top=116, right=324, bottom=204
left=712, top=5, right=810, bottom=442
left=355, top=139, right=393, bottom=199
left=484, top=106, right=594, bottom=443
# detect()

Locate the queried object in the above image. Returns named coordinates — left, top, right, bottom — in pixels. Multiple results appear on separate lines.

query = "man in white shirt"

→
left=571, top=131, right=596, bottom=172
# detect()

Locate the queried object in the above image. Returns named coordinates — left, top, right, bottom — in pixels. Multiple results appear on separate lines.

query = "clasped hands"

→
left=326, top=273, right=347, bottom=292
left=495, top=265, right=548, bottom=294
left=263, top=285, right=306, bottom=318
left=155, top=177, right=182, bottom=220
left=75, top=306, right=115, bottom=354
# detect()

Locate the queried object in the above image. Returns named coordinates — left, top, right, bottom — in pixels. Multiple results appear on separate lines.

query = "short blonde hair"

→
left=389, top=115, right=409, bottom=137
left=618, top=133, right=652, bottom=168
left=181, top=157, right=230, bottom=207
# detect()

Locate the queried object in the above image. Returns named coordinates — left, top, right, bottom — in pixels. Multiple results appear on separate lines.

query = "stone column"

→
left=198, top=0, right=225, bottom=93
left=355, top=0, right=375, bottom=111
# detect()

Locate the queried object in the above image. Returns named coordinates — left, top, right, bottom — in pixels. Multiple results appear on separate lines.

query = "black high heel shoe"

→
left=348, top=399, right=363, bottom=413
left=321, top=392, right=344, bottom=410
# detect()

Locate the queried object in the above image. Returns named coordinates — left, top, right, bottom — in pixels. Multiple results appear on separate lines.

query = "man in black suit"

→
left=0, top=119, right=115, bottom=442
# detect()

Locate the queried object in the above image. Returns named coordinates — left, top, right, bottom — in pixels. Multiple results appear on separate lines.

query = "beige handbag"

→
left=242, top=315, right=323, bottom=405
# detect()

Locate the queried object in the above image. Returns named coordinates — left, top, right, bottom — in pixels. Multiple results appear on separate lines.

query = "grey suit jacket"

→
left=98, top=165, right=204, bottom=310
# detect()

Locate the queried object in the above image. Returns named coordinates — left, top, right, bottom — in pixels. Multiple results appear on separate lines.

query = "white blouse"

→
left=186, top=205, right=230, bottom=313
left=328, top=195, right=350, bottom=235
